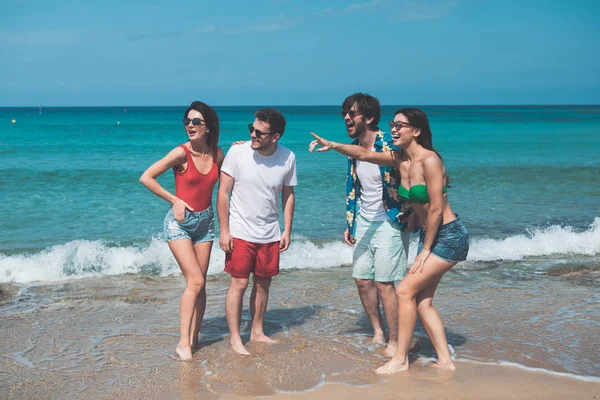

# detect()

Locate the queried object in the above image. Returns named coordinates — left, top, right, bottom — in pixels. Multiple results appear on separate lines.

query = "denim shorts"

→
left=417, top=215, right=469, bottom=263
left=163, top=206, right=215, bottom=244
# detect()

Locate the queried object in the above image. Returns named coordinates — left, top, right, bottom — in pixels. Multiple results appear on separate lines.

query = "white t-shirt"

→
left=356, top=157, right=388, bottom=221
left=221, top=142, right=297, bottom=243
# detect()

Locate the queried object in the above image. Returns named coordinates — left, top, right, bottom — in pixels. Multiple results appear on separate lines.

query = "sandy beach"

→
left=266, top=363, right=600, bottom=400
left=2, top=266, right=599, bottom=399
left=3, top=341, right=599, bottom=399
left=3, top=327, right=599, bottom=400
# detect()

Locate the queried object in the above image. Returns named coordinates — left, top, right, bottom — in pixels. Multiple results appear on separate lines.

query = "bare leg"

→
left=189, top=290, right=205, bottom=349
left=250, top=275, right=278, bottom=343
left=189, top=241, right=212, bottom=349
left=225, top=276, right=250, bottom=355
left=376, top=281, right=398, bottom=357
left=416, top=281, right=456, bottom=370
left=168, top=240, right=207, bottom=361
left=376, top=255, right=455, bottom=374
left=354, top=278, right=385, bottom=344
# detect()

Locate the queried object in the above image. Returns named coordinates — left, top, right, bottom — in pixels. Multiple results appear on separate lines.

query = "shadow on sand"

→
left=198, top=305, right=322, bottom=347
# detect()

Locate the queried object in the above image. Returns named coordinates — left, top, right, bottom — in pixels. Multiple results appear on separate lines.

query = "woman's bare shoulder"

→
left=170, top=145, right=187, bottom=158
left=423, top=150, right=442, bottom=163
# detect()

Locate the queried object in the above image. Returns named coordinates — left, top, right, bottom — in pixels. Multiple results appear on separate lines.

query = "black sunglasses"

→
left=388, top=121, right=412, bottom=130
left=341, top=110, right=363, bottom=119
left=183, top=117, right=206, bottom=126
left=248, top=123, right=274, bottom=137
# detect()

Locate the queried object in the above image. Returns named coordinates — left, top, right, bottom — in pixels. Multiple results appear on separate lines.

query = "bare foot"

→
left=375, top=357, right=409, bottom=374
left=371, top=330, right=386, bottom=345
left=176, top=344, right=193, bottom=361
left=230, top=341, right=251, bottom=356
left=383, top=341, right=397, bottom=357
left=250, top=333, right=279, bottom=344
left=429, top=360, right=456, bottom=371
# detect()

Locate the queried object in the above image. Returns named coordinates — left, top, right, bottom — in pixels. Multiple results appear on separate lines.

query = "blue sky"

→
left=2, top=0, right=599, bottom=106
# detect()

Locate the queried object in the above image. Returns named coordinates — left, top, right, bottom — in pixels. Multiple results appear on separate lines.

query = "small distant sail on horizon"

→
left=39, top=104, right=42, bottom=115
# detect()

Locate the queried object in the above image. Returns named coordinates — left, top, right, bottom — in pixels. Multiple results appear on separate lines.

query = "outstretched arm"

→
left=309, top=132, right=396, bottom=166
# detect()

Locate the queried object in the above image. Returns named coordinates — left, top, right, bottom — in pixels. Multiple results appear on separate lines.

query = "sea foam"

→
left=1, top=218, right=598, bottom=284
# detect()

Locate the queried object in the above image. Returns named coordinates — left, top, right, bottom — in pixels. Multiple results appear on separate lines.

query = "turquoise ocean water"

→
left=1, top=106, right=600, bottom=381
left=1, top=106, right=598, bottom=271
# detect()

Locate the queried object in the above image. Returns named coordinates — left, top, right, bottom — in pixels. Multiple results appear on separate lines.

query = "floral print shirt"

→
left=345, top=130, right=411, bottom=237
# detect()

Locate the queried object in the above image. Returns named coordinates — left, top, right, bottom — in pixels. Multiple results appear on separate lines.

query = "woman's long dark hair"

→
left=184, top=101, right=220, bottom=149
left=396, top=107, right=450, bottom=185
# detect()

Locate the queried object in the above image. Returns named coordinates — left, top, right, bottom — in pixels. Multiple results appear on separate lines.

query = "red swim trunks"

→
left=224, top=238, right=280, bottom=278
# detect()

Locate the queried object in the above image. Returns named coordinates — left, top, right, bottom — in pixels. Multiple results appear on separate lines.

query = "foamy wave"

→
left=0, top=236, right=352, bottom=284
left=1, top=219, right=598, bottom=284
left=0, top=237, right=177, bottom=284
left=467, top=217, right=600, bottom=262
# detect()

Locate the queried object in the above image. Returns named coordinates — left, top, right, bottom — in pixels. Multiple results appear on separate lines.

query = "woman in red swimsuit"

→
left=140, top=101, right=224, bottom=361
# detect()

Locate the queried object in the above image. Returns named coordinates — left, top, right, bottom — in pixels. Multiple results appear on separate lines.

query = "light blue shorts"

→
left=352, top=214, right=409, bottom=282
left=163, top=206, right=215, bottom=244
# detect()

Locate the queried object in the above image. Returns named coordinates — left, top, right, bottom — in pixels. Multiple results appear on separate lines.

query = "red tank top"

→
left=173, top=144, right=219, bottom=211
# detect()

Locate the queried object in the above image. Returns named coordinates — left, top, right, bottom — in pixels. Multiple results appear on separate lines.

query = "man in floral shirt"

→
left=342, top=93, right=410, bottom=357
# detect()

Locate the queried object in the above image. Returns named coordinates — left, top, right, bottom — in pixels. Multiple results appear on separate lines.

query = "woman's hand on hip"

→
left=172, top=199, right=194, bottom=221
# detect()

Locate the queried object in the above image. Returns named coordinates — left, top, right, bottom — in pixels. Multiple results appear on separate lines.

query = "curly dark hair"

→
left=342, top=93, right=381, bottom=130
left=255, top=108, right=286, bottom=137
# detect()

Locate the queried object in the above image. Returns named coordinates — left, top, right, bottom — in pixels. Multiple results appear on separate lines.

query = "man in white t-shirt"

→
left=217, top=108, right=297, bottom=355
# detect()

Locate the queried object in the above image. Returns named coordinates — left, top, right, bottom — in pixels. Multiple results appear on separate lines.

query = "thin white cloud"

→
left=192, top=24, right=217, bottom=34
left=313, top=1, right=381, bottom=16
left=123, top=16, right=297, bottom=41
left=392, top=0, right=459, bottom=21
left=221, top=15, right=300, bottom=35
left=312, top=8, right=334, bottom=16
left=312, top=0, right=458, bottom=20
left=122, top=31, right=177, bottom=42
left=123, top=24, right=217, bottom=42
left=245, top=16, right=297, bottom=33
left=0, top=29, right=82, bottom=46
left=346, top=1, right=381, bottom=13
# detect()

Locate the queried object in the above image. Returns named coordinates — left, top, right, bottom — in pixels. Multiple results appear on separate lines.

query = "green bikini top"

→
left=398, top=184, right=447, bottom=205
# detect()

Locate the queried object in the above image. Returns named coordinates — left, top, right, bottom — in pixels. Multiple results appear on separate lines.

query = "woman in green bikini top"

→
left=309, top=107, right=469, bottom=375
left=397, top=184, right=447, bottom=205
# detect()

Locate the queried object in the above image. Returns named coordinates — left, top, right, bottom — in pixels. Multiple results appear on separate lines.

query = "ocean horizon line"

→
left=2, top=104, right=600, bottom=109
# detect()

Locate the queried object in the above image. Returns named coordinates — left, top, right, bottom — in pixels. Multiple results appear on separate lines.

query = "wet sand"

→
left=1, top=266, right=599, bottom=399
left=4, top=346, right=599, bottom=400
left=264, top=363, right=600, bottom=400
